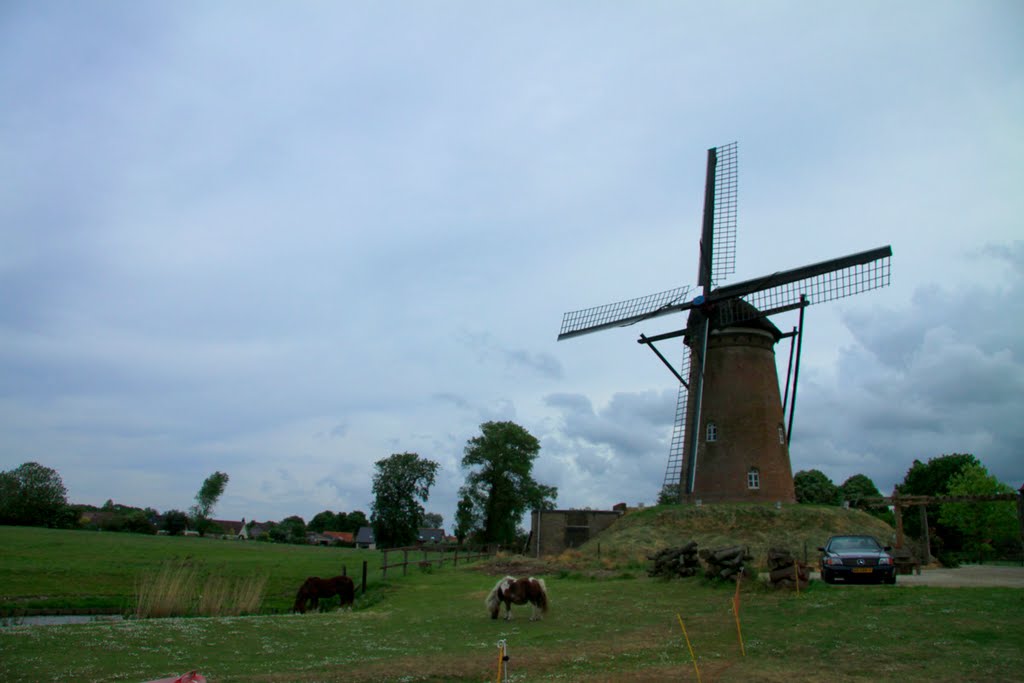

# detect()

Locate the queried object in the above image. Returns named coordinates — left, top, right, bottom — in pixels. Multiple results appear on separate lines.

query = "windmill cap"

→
left=687, top=299, right=783, bottom=341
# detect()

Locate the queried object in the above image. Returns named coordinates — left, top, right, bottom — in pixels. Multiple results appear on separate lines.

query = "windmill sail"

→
left=558, top=285, right=691, bottom=340
left=661, top=347, right=692, bottom=494
left=710, top=141, right=738, bottom=287
left=712, top=246, right=892, bottom=326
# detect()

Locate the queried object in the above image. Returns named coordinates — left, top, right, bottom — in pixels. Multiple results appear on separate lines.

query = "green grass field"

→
left=2, top=525, right=1023, bottom=682
left=0, top=526, right=407, bottom=614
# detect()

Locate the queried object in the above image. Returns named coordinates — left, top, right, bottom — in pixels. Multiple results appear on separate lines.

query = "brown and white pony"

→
left=485, top=576, right=548, bottom=621
left=293, top=575, right=355, bottom=613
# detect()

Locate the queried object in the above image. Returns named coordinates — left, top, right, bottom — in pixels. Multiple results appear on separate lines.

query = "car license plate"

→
left=852, top=567, right=873, bottom=574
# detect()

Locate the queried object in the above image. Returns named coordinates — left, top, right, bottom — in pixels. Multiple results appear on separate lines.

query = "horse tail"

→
left=339, top=576, right=355, bottom=607
left=533, top=577, right=549, bottom=614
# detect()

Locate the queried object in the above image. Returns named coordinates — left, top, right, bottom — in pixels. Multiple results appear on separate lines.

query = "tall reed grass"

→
left=135, top=561, right=267, bottom=618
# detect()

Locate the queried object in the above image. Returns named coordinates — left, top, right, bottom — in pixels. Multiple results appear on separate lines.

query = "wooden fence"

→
left=380, top=545, right=491, bottom=578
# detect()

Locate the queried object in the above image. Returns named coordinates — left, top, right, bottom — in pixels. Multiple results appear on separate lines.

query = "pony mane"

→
left=485, top=575, right=516, bottom=612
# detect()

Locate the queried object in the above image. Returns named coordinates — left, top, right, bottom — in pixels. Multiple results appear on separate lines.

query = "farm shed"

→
left=528, top=508, right=623, bottom=557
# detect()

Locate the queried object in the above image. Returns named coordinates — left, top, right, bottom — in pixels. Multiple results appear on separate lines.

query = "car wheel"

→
left=822, top=569, right=834, bottom=584
left=884, top=574, right=896, bottom=585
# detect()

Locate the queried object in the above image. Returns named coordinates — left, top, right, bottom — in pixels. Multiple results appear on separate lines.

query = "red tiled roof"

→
left=322, top=531, right=354, bottom=542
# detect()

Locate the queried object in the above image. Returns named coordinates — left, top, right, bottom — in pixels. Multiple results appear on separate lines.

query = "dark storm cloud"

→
left=791, top=242, right=1024, bottom=491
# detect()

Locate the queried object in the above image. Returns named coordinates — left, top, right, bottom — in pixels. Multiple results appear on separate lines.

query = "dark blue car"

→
left=818, top=535, right=896, bottom=585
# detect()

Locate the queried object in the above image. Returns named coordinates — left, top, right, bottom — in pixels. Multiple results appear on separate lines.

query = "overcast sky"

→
left=2, top=2, right=1021, bottom=530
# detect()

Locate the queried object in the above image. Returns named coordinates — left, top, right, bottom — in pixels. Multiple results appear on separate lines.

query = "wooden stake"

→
left=732, top=576, right=746, bottom=657
left=676, top=614, right=703, bottom=683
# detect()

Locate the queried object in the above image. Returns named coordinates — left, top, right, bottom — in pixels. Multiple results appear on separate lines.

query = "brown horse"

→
left=293, top=575, right=355, bottom=613
left=485, top=575, right=549, bottom=621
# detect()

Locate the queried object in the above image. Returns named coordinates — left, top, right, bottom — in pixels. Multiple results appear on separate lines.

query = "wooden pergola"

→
left=854, top=487, right=1024, bottom=566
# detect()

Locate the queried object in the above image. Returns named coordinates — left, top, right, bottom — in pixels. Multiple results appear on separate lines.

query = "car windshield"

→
left=829, top=536, right=881, bottom=552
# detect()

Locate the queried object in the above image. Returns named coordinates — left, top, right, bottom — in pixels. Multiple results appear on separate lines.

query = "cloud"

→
left=791, top=242, right=1024, bottom=492
left=1, top=3, right=1021, bottom=529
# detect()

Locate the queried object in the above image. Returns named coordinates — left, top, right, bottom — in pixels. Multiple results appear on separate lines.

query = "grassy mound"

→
left=575, top=503, right=895, bottom=569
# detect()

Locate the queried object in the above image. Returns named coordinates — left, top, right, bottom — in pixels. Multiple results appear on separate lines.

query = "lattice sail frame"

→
left=711, top=141, right=738, bottom=287
left=558, top=285, right=691, bottom=339
left=716, top=252, right=892, bottom=327
left=661, top=348, right=692, bottom=493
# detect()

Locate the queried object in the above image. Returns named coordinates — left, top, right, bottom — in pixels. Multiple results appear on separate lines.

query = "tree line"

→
left=0, top=420, right=559, bottom=551
left=793, top=454, right=1019, bottom=564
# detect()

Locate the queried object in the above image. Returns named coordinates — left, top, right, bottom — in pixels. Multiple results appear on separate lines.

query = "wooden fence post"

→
left=893, top=490, right=904, bottom=548
left=919, top=505, right=932, bottom=565
left=361, top=560, right=367, bottom=595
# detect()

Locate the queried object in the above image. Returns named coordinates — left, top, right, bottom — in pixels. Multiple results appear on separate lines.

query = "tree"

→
left=161, top=509, right=189, bottom=535
left=899, top=454, right=979, bottom=497
left=657, top=484, right=681, bottom=506
left=458, top=421, right=558, bottom=546
left=840, top=474, right=881, bottom=503
left=0, top=462, right=72, bottom=527
left=370, top=452, right=439, bottom=548
left=898, top=453, right=980, bottom=546
left=190, top=471, right=229, bottom=531
left=344, top=510, right=369, bottom=533
left=793, top=469, right=841, bottom=505
left=422, top=512, right=444, bottom=529
left=939, top=464, right=1017, bottom=561
left=840, top=474, right=893, bottom=524
left=454, top=494, right=476, bottom=545
left=308, top=510, right=339, bottom=533
left=278, top=515, right=307, bottom=544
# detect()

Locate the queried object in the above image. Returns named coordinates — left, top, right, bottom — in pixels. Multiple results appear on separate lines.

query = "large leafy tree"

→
left=161, top=509, right=189, bottom=535
left=370, top=452, right=439, bottom=548
left=345, top=510, right=369, bottom=533
left=190, top=471, right=229, bottom=535
left=840, top=474, right=893, bottom=524
left=454, top=494, right=476, bottom=545
left=278, top=515, right=308, bottom=544
left=840, top=474, right=881, bottom=502
left=308, top=510, right=339, bottom=533
left=939, top=464, right=1017, bottom=560
left=897, top=453, right=980, bottom=546
left=458, top=421, right=557, bottom=546
left=0, top=462, right=73, bottom=527
left=793, top=469, right=841, bottom=505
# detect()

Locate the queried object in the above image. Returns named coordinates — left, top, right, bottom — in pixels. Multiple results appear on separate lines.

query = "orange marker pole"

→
left=495, top=640, right=506, bottom=683
left=676, top=613, right=703, bottom=683
left=733, top=573, right=749, bottom=659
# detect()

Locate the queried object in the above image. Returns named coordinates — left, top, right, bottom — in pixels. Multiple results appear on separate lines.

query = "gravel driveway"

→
left=811, top=564, right=1024, bottom=588
left=892, top=564, right=1024, bottom=588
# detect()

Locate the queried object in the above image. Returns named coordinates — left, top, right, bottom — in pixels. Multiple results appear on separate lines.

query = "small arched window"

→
left=706, top=422, right=718, bottom=442
left=747, top=468, right=761, bottom=490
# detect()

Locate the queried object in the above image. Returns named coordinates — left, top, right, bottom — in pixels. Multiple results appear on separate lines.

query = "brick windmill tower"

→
left=558, top=142, right=892, bottom=504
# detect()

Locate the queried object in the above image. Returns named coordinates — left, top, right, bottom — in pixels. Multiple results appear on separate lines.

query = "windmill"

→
left=557, top=142, right=892, bottom=504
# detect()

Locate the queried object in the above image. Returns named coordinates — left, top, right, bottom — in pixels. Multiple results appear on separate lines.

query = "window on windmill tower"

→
left=777, top=425, right=785, bottom=444
left=706, top=422, right=718, bottom=442
left=747, top=468, right=761, bottom=490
